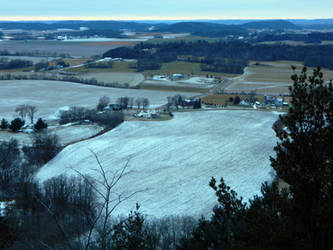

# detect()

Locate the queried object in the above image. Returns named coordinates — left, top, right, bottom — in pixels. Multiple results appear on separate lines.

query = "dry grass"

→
left=258, top=40, right=333, bottom=46
left=81, top=41, right=139, bottom=46
left=226, top=60, right=333, bottom=95
left=148, top=36, right=218, bottom=44
left=66, top=61, right=137, bottom=73
left=63, top=58, right=91, bottom=66
left=202, top=94, right=265, bottom=106
left=144, top=61, right=240, bottom=78
left=140, top=83, right=208, bottom=93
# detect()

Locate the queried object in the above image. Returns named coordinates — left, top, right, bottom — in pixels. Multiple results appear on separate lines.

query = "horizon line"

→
left=0, top=16, right=333, bottom=22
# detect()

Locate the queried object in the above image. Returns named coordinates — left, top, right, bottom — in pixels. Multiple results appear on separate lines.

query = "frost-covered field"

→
left=80, top=72, right=144, bottom=87
left=36, top=110, right=280, bottom=218
left=0, top=124, right=102, bottom=146
left=0, top=80, right=197, bottom=120
left=144, top=76, right=215, bottom=89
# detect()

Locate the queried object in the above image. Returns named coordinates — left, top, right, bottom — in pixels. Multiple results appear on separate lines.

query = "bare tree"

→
left=142, top=98, right=150, bottom=110
left=167, top=96, right=173, bottom=111
left=117, top=96, right=129, bottom=110
left=135, top=97, right=144, bottom=110
left=72, top=151, right=146, bottom=249
left=128, top=97, right=134, bottom=109
left=97, top=96, right=110, bottom=112
left=15, top=104, right=28, bottom=120
left=27, top=105, right=38, bottom=124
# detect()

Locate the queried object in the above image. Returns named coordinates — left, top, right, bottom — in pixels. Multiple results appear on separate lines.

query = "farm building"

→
left=136, top=110, right=158, bottom=119
left=265, top=95, right=288, bottom=107
left=171, top=73, right=185, bottom=80
left=183, top=98, right=201, bottom=109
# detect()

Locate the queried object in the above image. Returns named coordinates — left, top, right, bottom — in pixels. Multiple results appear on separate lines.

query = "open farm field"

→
left=147, top=36, right=218, bottom=44
left=0, top=80, right=198, bottom=119
left=80, top=72, right=144, bottom=87
left=140, top=83, right=209, bottom=93
left=144, top=61, right=240, bottom=78
left=226, top=60, right=333, bottom=95
left=81, top=41, right=139, bottom=46
left=0, top=40, right=124, bottom=57
left=143, top=76, right=216, bottom=91
left=67, top=61, right=137, bottom=73
left=0, top=56, right=59, bottom=64
left=202, top=94, right=265, bottom=106
left=0, top=124, right=103, bottom=146
left=36, top=110, right=280, bottom=218
left=258, top=40, right=333, bottom=46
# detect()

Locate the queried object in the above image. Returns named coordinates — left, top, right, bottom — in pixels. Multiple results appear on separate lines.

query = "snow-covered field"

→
left=0, top=56, right=59, bottom=64
left=0, top=124, right=103, bottom=146
left=80, top=72, right=144, bottom=87
left=36, top=110, right=280, bottom=218
left=144, top=76, right=216, bottom=89
left=0, top=80, right=198, bottom=120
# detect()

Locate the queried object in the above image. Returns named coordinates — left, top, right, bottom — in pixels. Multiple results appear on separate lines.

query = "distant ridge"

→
left=240, top=20, right=300, bottom=29
left=155, top=22, right=248, bottom=37
left=0, top=20, right=160, bottom=31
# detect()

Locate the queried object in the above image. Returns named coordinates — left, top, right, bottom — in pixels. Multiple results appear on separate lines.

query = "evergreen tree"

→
left=270, top=66, right=333, bottom=250
left=0, top=118, right=9, bottom=129
left=9, top=118, right=25, bottom=132
left=34, top=118, right=48, bottom=131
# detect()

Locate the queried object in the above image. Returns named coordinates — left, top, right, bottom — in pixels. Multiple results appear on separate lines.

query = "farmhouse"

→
left=183, top=98, right=201, bottom=109
left=135, top=110, right=158, bottom=119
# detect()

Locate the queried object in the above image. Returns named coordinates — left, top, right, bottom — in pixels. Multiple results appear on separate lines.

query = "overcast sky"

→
left=1, top=0, right=332, bottom=20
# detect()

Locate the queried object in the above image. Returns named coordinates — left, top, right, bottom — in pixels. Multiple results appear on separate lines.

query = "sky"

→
left=0, top=0, right=332, bottom=21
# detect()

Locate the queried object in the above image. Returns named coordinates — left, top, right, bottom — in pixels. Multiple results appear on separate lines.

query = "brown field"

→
left=67, top=61, right=137, bottom=73
left=82, top=41, right=139, bottom=46
left=202, top=94, right=265, bottom=106
left=143, top=61, right=240, bottom=78
left=225, top=60, right=333, bottom=95
left=79, top=72, right=144, bottom=87
left=258, top=40, right=333, bottom=46
left=0, top=40, right=125, bottom=57
left=63, top=58, right=91, bottom=66
left=148, top=36, right=219, bottom=44
left=140, top=83, right=209, bottom=93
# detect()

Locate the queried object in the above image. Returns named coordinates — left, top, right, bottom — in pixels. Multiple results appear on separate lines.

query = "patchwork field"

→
left=0, top=124, right=103, bottom=146
left=36, top=110, right=280, bottom=218
left=80, top=72, right=144, bottom=87
left=0, top=56, right=59, bottom=64
left=0, top=80, right=198, bottom=120
left=226, top=61, right=333, bottom=95
left=144, top=61, right=240, bottom=78
left=0, top=40, right=124, bottom=57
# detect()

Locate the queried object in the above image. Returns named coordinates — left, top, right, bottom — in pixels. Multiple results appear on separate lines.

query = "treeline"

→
left=59, top=106, right=124, bottom=129
left=200, top=58, right=248, bottom=74
left=156, top=22, right=248, bottom=37
left=0, top=58, right=33, bottom=70
left=256, top=31, right=333, bottom=43
left=104, top=40, right=333, bottom=70
left=49, top=29, right=123, bottom=39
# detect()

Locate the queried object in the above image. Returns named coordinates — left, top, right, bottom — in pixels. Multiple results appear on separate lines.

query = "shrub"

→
left=22, top=133, right=61, bottom=166
left=59, top=106, right=124, bottom=129
left=233, top=96, right=241, bottom=105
